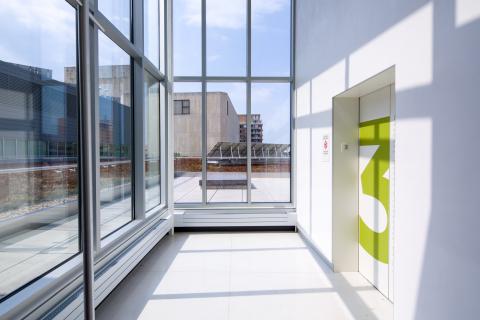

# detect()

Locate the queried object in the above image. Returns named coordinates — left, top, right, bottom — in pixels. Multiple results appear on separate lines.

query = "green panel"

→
left=359, top=116, right=390, bottom=264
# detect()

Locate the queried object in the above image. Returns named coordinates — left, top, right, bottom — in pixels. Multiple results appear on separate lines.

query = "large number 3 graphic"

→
left=359, top=117, right=390, bottom=264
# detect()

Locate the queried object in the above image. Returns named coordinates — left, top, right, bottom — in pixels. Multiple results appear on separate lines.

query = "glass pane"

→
left=144, top=72, right=161, bottom=212
left=144, top=0, right=160, bottom=68
left=206, top=0, right=246, bottom=76
left=174, top=82, right=202, bottom=203
left=207, top=83, right=246, bottom=203
left=98, top=0, right=131, bottom=39
left=160, top=0, right=165, bottom=74
left=98, top=32, right=133, bottom=238
left=173, top=0, right=201, bottom=76
left=0, top=0, right=79, bottom=299
left=252, top=0, right=290, bottom=76
left=251, top=83, right=290, bottom=202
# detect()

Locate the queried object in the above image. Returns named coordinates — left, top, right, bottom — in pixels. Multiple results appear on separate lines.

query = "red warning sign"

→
left=322, top=135, right=329, bottom=154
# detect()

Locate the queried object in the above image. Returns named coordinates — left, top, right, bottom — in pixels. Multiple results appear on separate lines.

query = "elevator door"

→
left=358, top=85, right=392, bottom=297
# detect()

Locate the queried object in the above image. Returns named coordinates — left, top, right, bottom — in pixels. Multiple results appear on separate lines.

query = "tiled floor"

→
left=96, top=232, right=392, bottom=320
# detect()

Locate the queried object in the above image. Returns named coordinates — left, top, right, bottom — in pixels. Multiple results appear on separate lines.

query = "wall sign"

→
left=321, top=134, right=329, bottom=161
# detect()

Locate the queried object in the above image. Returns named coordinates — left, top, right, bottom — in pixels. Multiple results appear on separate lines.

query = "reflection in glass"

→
left=0, top=0, right=79, bottom=300
left=207, top=83, right=246, bottom=202
left=174, top=0, right=201, bottom=76
left=144, top=73, right=162, bottom=212
left=98, top=32, right=132, bottom=238
left=173, top=83, right=202, bottom=203
left=251, top=0, right=290, bottom=76
left=98, top=0, right=131, bottom=39
left=144, top=0, right=160, bottom=68
left=251, top=83, right=290, bottom=202
left=206, top=0, right=246, bottom=76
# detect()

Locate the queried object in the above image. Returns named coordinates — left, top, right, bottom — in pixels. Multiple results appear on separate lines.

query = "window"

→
left=252, top=0, right=291, bottom=76
left=174, top=0, right=201, bottom=75
left=174, top=100, right=181, bottom=114
left=98, top=0, right=131, bottom=39
left=0, top=0, right=169, bottom=312
left=98, top=31, right=133, bottom=238
left=206, top=83, right=247, bottom=203
left=173, top=0, right=292, bottom=205
left=183, top=101, right=190, bottom=114
left=173, top=83, right=202, bottom=203
left=251, top=83, right=291, bottom=202
left=174, top=99, right=190, bottom=115
left=144, top=73, right=162, bottom=212
left=206, top=0, right=246, bottom=76
left=144, top=0, right=165, bottom=71
left=0, top=0, right=80, bottom=300
left=144, top=0, right=160, bottom=68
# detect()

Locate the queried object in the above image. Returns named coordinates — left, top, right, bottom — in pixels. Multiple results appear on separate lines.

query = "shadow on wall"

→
left=295, top=0, right=480, bottom=318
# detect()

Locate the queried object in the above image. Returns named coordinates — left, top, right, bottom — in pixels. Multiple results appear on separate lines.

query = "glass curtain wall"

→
left=173, top=0, right=292, bottom=205
left=98, top=0, right=131, bottom=39
left=144, top=0, right=165, bottom=74
left=0, top=0, right=80, bottom=301
left=173, top=0, right=201, bottom=76
left=251, top=83, right=291, bottom=202
left=0, top=0, right=169, bottom=306
left=206, top=83, right=247, bottom=203
left=95, top=0, right=168, bottom=238
left=206, top=0, right=246, bottom=76
left=98, top=31, right=133, bottom=238
left=144, top=73, right=162, bottom=213
left=173, top=82, right=202, bottom=203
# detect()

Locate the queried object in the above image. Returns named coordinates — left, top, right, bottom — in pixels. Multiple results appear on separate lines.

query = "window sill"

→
left=0, top=207, right=172, bottom=319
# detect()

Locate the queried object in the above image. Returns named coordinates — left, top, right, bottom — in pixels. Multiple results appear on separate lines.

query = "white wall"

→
left=295, top=0, right=480, bottom=319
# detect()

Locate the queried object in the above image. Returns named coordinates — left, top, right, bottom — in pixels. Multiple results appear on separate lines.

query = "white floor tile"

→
left=96, top=232, right=393, bottom=320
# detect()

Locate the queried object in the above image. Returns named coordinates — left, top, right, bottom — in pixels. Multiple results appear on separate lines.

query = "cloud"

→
left=0, top=0, right=74, bottom=36
left=252, top=0, right=288, bottom=15
left=252, top=86, right=274, bottom=101
left=182, top=0, right=288, bottom=29
left=207, top=54, right=221, bottom=62
left=0, top=0, right=76, bottom=81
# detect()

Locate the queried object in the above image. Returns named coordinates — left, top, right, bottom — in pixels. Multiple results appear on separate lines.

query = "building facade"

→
left=173, top=92, right=239, bottom=157
left=239, top=114, right=263, bottom=143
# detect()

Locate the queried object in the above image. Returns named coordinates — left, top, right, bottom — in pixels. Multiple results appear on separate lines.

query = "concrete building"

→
left=65, top=65, right=132, bottom=160
left=65, top=65, right=131, bottom=107
left=173, top=92, right=239, bottom=157
left=239, top=114, right=263, bottom=143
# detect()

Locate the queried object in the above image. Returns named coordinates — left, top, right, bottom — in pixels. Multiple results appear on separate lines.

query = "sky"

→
left=174, top=0, right=291, bottom=144
left=0, top=0, right=77, bottom=81
left=0, top=0, right=291, bottom=145
left=174, top=0, right=290, bottom=76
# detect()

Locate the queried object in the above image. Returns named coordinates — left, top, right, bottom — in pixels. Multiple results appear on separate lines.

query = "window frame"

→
left=144, top=71, right=163, bottom=213
left=173, top=0, right=296, bottom=208
left=96, top=29, right=135, bottom=240
left=182, top=100, right=190, bottom=114
left=0, top=0, right=83, bottom=304
left=0, top=0, right=172, bottom=317
left=174, top=99, right=190, bottom=115
left=90, top=0, right=169, bottom=242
